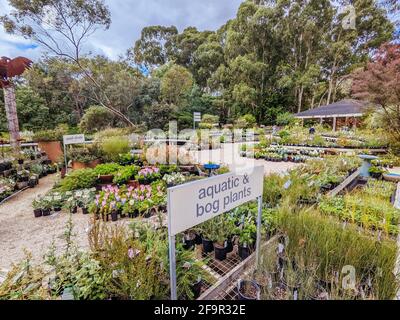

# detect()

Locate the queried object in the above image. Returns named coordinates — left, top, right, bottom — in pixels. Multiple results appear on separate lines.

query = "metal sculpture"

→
left=0, top=56, right=33, bottom=150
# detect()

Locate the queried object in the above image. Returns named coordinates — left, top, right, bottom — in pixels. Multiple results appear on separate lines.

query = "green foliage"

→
left=68, top=147, right=98, bottom=163
left=33, top=124, right=69, bottom=142
left=113, top=165, right=140, bottom=185
left=79, top=105, right=115, bottom=134
left=235, top=114, right=257, bottom=129
left=277, top=206, right=398, bottom=299
left=93, top=163, right=122, bottom=176
left=58, top=169, right=98, bottom=191
left=276, top=112, right=295, bottom=126
left=100, top=136, right=131, bottom=162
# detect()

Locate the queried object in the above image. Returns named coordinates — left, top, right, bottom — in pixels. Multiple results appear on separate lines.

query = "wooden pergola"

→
left=295, top=99, right=373, bottom=131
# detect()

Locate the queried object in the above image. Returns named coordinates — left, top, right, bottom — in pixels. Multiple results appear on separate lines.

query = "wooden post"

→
left=333, top=116, right=337, bottom=132
left=3, top=84, right=21, bottom=151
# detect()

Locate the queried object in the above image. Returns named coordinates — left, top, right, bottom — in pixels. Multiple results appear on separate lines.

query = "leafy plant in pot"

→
left=79, top=194, right=93, bottom=215
left=182, top=231, right=197, bottom=251
left=175, top=244, right=215, bottom=300
left=64, top=196, right=79, bottom=214
left=213, top=215, right=236, bottom=261
left=236, top=220, right=257, bottom=260
left=198, top=219, right=216, bottom=254
left=41, top=198, right=53, bottom=216
left=94, top=163, right=122, bottom=184
left=51, top=194, right=64, bottom=212
left=32, top=197, right=43, bottom=218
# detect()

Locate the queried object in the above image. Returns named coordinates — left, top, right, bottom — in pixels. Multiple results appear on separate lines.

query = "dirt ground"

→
left=0, top=143, right=299, bottom=272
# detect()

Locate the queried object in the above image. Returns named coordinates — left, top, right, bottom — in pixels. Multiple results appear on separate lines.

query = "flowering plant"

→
left=136, top=167, right=161, bottom=184
left=162, top=173, right=186, bottom=186
left=94, top=182, right=166, bottom=216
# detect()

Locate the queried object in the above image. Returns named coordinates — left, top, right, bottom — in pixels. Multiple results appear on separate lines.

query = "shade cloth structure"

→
left=295, top=99, right=374, bottom=119
left=295, top=99, right=375, bottom=131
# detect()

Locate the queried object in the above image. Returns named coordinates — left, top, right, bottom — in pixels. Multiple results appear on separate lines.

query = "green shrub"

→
left=113, top=165, right=140, bottom=185
left=276, top=112, right=295, bottom=126
left=100, top=136, right=131, bottom=162
left=79, top=105, right=115, bottom=134
left=33, top=124, right=69, bottom=142
left=58, top=169, right=98, bottom=191
left=94, top=163, right=122, bottom=176
left=235, top=114, right=257, bottom=129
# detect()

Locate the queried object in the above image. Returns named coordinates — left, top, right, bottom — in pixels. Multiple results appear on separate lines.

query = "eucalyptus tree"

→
left=0, top=0, right=136, bottom=126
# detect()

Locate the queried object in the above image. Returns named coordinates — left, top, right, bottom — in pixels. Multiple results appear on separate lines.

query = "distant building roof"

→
left=295, top=99, right=374, bottom=119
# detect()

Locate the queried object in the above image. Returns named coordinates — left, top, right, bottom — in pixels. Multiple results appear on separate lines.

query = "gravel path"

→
left=0, top=174, right=91, bottom=270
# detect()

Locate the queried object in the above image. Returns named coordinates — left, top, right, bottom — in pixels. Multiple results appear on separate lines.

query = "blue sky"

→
left=0, top=0, right=243, bottom=60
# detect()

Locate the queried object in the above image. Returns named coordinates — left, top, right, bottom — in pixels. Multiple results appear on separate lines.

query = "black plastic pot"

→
left=214, top=244, right=227, bottom=261
left=202, top=238, right=214, bottom=253
left=238, top=244, right=251, bottom=260
left=42, top=209, right=51, bottom=216
left=33, top=209, right=43, bottom=218
left=225, top=239, right=234, bottom=254
left=28, top=179, right=36, bottom=188
left=82, top=207, right=89, bottom=215
left=54, top=207, right=62, bottom=212
left=70, top=206, right=78, bottom=214
left=237, top=280, right=260, bottom=301
left=183, top=233, right=196, bottom=250
left=191, top=280, right=202, bottom=299
left=194, top=233, right=203, bottom=245
left=111, top=210, right=118, bottom=222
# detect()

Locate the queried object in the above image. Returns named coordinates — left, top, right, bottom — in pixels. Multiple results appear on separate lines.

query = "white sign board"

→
left=168, top=166, right=264, bottom=236
left=63, top=134, right=85, bottom=145
left=193, top=112, right=201, bottom=122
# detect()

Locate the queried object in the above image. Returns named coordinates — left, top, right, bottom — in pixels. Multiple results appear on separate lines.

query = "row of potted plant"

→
left=91, top=182, right=167, bottom=221
left=179, top=203, right=277, bottom=264
left=318, top=180, right=399, bottom=237
left=32, top=189, right=96, bottom=218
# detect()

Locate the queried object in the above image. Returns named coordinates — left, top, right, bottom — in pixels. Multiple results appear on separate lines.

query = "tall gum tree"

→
left=0, top=0, right=135, bottom=126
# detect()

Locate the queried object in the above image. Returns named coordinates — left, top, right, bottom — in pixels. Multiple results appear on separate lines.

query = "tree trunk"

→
left=3, top=84, right=21, bottom=151
left=298, top=85, right=304, bottom=113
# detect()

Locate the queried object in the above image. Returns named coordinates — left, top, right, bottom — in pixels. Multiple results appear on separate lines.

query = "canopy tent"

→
left=295, top=99, right=374, bottom=131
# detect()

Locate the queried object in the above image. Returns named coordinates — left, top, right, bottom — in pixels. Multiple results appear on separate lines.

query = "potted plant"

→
left=176, top=246, right=215, bottom=300
left=136, top=167, right=161, bottom=185
left=368, top=166, right=386, bottom=179
left=28, top=174, right=38, bottom=188
left=42, top=198, right=52, bottom=216
left=79, top=194, right=92, bottom=215
left=64, top=196, right=78, bottom=214
left=162, top=172, right=186, bottom=188
left=212, top=216, right=236, bottom=261
left=69, top=147, right=99, bottom=170
left=237, top=279, right=261, bottom=300
left=32, top=197, right=43, bottom=218
left=113, top=165, right=139, bottom=186
left=182, top=231, right=197, bottom=250
left=236, top=221, right=257, bottom=260
left=199, top=220, right=215, bottom=254
left=94, top=163, right=122, bottom=184
left=34, top=127, right=66, bottom=163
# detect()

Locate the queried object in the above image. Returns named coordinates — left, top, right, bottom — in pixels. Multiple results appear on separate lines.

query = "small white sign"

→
left=168, top=166, right=264, bottom=236
left=63, top=134, right=85, bottom=145
left=193, top=112, right=201, bottom=122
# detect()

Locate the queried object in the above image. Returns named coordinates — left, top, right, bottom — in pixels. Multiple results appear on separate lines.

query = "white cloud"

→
left=0, top=0, right=243, bottom=61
